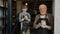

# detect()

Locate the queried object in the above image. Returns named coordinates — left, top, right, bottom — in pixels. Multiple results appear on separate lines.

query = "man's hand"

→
left=35, top=23, right=41, bottom=29
left=35, top=22, right=46, bottom=29
left=40, top=20, right=46, bottom=28
left=41, top=20, right=46, bottom=26
left=41, top=24, right=52, bottom=30
left=41, top=24, right=46, bottom=28
left=45, top=25, right=52, bottom=30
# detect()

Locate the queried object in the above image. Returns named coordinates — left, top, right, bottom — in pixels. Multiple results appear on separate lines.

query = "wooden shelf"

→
left=12, top=1, right=17, bottom=24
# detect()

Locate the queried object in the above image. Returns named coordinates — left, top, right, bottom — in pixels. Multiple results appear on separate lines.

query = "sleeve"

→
left=19, top=13, right=24, bottom=22
left=33, top=15, right=39, bottom=28
left=27, top=13, right=31, bottom=22
left=49, top=15, right=54, bottom=34
left=48, top=14, right=54, bottom=30
left=50, top=15, right=54, bottom=30
left=25, top=13, right=31, bottom=23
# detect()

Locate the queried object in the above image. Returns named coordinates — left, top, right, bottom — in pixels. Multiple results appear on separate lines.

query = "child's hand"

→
left=24, top=16, right=28, bottom=20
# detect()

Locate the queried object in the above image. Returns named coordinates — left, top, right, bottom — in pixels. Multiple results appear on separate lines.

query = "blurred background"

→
left=0, top=0, right=53, bottom=34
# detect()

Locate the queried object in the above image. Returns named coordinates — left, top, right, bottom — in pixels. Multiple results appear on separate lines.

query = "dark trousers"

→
left=21, top=23, right=29, bottom=34
left=34, top=28, right=49, bottom=34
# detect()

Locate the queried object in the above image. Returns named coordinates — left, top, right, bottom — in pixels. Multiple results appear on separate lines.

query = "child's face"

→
left=22, top=6, right=28, bottom=12
left=22, top=8, right=28, bottom=12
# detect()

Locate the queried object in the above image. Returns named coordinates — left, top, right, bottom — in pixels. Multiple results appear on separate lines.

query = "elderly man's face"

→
left=39, top=5, right=47, bottom=15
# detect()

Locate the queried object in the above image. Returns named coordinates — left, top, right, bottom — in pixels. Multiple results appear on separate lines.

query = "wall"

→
left=55, top=0, right=60, bottom=34
left=17, top=0, right=22, bottom=14
left=0, top=0, right=3, bottom=7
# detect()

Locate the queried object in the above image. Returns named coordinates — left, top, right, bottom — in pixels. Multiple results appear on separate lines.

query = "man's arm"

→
left=45, top=14, right=54, bottom=30
left=33, top=15, right=41, bottom=29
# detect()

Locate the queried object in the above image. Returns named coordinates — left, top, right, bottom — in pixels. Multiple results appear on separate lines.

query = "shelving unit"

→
left=0, top=0, right=7, bottom=34
left=12, top=0, right=17, bottom=25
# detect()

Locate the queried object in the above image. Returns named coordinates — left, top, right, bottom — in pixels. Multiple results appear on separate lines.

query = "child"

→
left=19, top=5, right=31, bottom=34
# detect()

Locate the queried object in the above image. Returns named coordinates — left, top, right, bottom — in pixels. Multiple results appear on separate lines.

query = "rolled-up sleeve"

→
left=33, top=15, right=39, bottom=28
left=27, top=14, right=31, bottom=22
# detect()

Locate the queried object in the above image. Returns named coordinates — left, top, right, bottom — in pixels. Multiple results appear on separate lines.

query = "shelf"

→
left=0, top=6, right=7, bottom=9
